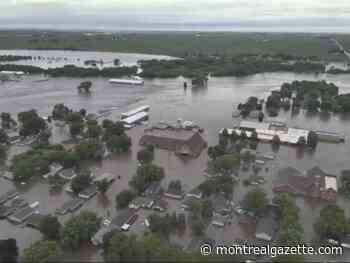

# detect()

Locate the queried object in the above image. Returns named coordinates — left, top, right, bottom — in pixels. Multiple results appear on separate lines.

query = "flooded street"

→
left=2, top=60, right=350, bottom=260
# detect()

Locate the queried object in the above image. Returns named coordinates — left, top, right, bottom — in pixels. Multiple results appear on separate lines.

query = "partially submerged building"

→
left=78, top=185, right=98, bottom=199
left=58, top=168, right=77, bottom=180
left=42, top=163, right=63, bottom=179
left=143, top=181, right=163, bottom=197
left=93, top=173, right=115, bottom=184
left=55, top=198, right=85, bottom=215
left=139, top=127, right=207, bottom=157
left=273, top=166, right=338, bottom=201
left=221, top=120, right=310, bottom=145
left=8, top=206, right=36, bottom=224
left=0, top=189, right=18, bottom=205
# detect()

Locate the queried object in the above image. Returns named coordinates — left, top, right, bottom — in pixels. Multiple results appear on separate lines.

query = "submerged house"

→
left=139, top=127, right=207, bottom=157
left=78, top=185, right=98, bottom=199
left=58, top=168, right=77, bottom=180
left=8, top=206, right=36, bottom=224
left=273, top=166, right=338, bottom=201
left=55, top=198, right=85, bottom=215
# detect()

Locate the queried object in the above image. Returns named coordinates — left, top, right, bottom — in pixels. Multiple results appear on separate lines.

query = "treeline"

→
left=139, top=54, right=325, bottom=78
left=0, top=64, right=138, bottom=78
left=0, top=55, right=32, bottom=62
left=267, top=80, right=350, bottom=114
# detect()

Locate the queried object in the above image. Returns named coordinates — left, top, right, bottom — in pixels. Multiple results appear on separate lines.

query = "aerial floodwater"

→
left=2, top=50, right=350, bottom=261
left=0, top=49, right=176, bottom=68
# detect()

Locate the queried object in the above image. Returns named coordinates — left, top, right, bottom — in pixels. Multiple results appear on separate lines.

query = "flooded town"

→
left=1, top=34, right=350, bottom=263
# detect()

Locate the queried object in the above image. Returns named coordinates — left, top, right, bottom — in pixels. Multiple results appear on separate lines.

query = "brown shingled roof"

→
left=139, top=128, right=207, bottom=157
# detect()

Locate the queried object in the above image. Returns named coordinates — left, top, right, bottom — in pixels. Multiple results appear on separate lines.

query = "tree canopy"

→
left=22, top=240, right=60, bottom=263
left=61, top=210, right=100, bottom=249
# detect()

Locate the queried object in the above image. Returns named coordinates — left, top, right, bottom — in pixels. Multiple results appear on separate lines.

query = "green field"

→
left=0, top=30, right=346, bottom=60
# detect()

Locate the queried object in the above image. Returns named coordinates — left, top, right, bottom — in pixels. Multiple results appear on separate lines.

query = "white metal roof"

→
left=122, top=111, right=148, bottom=125
left=325, top=176, right=338, bottom=192
left=122, top=105, right=150, bottom=118
left=109, top=78, right=143, bottom=85
left=226, top=126, right=309, bottom=145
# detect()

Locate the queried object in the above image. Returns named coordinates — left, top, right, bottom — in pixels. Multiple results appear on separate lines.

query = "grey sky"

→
left=1, top=0, right=350, bottom=32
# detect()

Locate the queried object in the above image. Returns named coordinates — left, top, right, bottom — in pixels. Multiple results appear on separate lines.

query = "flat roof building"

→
left=140, top=128, right=207, bottom=157
left=122, top=111, right=149, bottom=126
left=59, top=168, right=77, bottom=180
left=78, top=185, right=98, bottom=199
left=8, top=206, right=36, bottom=224
left=55, top=198, right=85, bottom=215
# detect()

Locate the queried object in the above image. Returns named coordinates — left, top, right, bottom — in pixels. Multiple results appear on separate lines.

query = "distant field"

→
left=0, top=30, right=346, bottom=60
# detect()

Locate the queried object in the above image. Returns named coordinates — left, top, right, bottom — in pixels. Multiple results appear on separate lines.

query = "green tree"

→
left=69, top=121, right=84, bottom=138
left=39, top=215, right=61, bottom=240
left=62, top=210, right=100, bottom=249
left=22, top=240, right=60, bottom=263
left=1, top=112, right=17, bottom=129
left=201, top=200, right=213, bottom=219
left=129, top=164, right=165, bottom=193
left=86, top=123, right=102, bottom=139
left=137, top=148, right=154, bottom=164
left=18, top=110, right=47, bottom=137
left=106, top=134, right=132, bottom=153
left=116, top=189, right=136, bottom=209
left=75, top=140, right=103, bottom=160
left=0, top=145, right=6, bottom=160
left=314, top=204, right=348, bottom=238
left=190, top=218, right=205, bottom=236
left=71, top=171, right=92, bottom=194
left=307, top=131, right=318, bottom=148
left=52, top=104, right=70, bottom=120
left=96, top=179, right=110, bottom=194
left=12, top=151, right=50, bottom=182
left=104, top=232, right=144, bottom=262
left=244, top=188, right=268, bottom=216
left=213, top=153, right=241, bottom=174
left=0, top=129, right=9, bottom=144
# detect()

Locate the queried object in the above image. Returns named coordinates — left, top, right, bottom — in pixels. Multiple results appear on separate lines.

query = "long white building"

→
left=220, top=120, right=310, bottom=145
left=121, top=105, right=150, bottom=119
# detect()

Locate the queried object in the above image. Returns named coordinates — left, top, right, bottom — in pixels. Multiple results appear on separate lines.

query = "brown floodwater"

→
left=2, top=69, right=350, bottom=261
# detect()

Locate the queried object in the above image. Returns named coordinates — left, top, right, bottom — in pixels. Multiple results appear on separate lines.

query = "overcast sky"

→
left=1, top=0, right=350, bottom=32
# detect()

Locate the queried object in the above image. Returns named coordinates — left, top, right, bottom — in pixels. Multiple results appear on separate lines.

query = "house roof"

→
left=144, top=181, right=162, bottom=196
left=57, top=198, right=84, bottom=213
left=139, top=128, right=206, bottom=157
left=9, top=206, right=35, bottom=222
left=93, top=173, right=115, bottom=183
left=274, top=166, right=338, bottom=200
left=59, top=168, right=76, bottom=179
left=79, top=185, right=98, bottom=197
left=111, top=209, right=135, bottom=228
